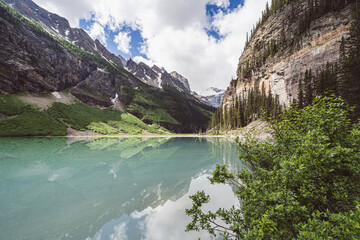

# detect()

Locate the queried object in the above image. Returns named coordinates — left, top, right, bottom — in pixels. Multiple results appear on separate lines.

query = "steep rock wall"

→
left=222, top=2, right=353, bottom=109
left=0, top=6, right=97, bottom=93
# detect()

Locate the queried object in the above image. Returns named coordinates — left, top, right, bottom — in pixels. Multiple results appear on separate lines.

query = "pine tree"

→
left=298, top=78, right=304, bottom=108
left=303, top=69, right=312, bottom=106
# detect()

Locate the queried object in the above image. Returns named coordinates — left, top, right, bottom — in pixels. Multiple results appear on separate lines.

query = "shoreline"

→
left=0, top=134, right=228, bottom=138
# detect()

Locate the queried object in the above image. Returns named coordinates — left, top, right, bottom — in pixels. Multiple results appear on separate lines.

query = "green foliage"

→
left=151, top=123, right=170, bottom=133
left=127, top=103, right=179, bottom=125
left=108, top=113, right=171, bottom=134
left=0, top=95, right=171, bottom=136
left=119, top=113, right=168, bottom=134
left=0, top=109, right=67, bottom=136
left=339, top=1, right=360, bottom=120
left=0, top=93, right=29, bottom=115
left=87, top=122, right=118, bottom=135
left=298, top=205, right=360, bottom=239
left=208, top=83, right=282, bottom=132
left=133, top=92, right=160, bottom=107
left=187, top=96, right=360, bottom=239
left=47, top=102, right=122, bottom=130
left=108, top=120, right=142, bottom=135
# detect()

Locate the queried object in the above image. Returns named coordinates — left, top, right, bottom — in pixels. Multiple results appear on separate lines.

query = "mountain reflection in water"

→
left=0, top=137, right=243, bottom=240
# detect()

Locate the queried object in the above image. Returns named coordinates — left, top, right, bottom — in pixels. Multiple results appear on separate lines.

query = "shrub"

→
left=47, top=102, right=122, bottom=130
left=107, top=121, right=142, bottom=135
left=0, top=109, right=66, bottom=136
left=0, top=94, right=29, bottom=115
left=186, top=96, right=360, bottom=239
left=87, top=122, right=118, bottom=135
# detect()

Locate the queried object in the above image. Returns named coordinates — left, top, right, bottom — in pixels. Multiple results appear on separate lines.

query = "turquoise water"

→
left=0, top=137, right=243, bottom=240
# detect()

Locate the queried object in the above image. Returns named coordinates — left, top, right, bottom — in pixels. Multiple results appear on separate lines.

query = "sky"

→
left=32, top=0, right=268, bottom=93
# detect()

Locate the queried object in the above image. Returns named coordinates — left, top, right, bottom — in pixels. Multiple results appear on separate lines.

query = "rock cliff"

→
left=3, top=0, right=125, bottom=67
left=222, top=1, right=353, bottom=109
left=0, top=5, right=97, bottom=93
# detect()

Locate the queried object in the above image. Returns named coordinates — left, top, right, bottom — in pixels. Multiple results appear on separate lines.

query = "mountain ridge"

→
left=0, top=0, right=215, bottom=135
left=3, top=0, right=125, bottom=67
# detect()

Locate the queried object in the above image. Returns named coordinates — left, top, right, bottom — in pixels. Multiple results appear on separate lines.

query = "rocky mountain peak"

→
left=126, top=59, right=161, bottom=88
left=117, top=55, right=127, bottom=67
left=126, top=58, right=137, bottom=70
left=170, top=71, right=191, bottom=92
left=151, top=65, right=164, bottom=74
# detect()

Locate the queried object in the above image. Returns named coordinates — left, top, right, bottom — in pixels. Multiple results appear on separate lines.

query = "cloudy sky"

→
left=32, top=0, right=268, bottom=93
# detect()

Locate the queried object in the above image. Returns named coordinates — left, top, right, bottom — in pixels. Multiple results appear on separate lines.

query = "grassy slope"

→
left=0, top=94, right=170, bottom=136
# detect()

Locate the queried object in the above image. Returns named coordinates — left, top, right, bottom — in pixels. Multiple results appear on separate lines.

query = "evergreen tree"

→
left=298, top=78, right=304, bottom=108
left=341, top=1, right=360, bottom=119
left=304, top=69, right=313, bottom=106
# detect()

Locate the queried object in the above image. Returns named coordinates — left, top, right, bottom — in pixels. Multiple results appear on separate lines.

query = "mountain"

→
left=117, top=54, right=127, bottom=67
left=126, top=59, right=192, bottom=93
left=0, top=0, right=215, bottom=135
left=125, top=59, right=213, bottom=106
left=3, top=0, right=125, bottom=67
left=169, top=71, right=191, bottom=92
left=209, top=0, right=359, bottom=131
left=126, top=59, right=162, bottom=88
left=200, top=87, right=225, bottom=108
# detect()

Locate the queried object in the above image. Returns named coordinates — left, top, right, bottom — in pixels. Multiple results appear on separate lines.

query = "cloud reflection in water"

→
left=90, top=174, right=239, bottom=240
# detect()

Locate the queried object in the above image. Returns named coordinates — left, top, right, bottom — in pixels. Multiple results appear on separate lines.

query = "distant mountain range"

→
left=200, top=87, right=225, bottom=108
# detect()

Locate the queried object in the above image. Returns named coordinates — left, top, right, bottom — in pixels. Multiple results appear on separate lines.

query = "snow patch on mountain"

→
left=200, top=87, right=225, bottom=97
left=199, top=87, right=225, bottom=108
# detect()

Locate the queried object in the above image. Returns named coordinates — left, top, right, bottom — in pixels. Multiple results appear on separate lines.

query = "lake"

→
left=0, top=137, right=243, bottom=240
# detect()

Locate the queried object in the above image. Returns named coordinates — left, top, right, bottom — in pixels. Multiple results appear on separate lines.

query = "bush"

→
left=107, top=120, right=142, bottom=135
left=0, top=109, right=67, bottom=136
left=47, top=102, right=122, bottom=130
left=120, top=113, right=164, bottom=134
left=127, top=103, right=179, bottom=125
left=186, top=96, right=360, bottom=239
left=0, top=94, right=29, bottom=115
left=87, top=122, right=118, bottom=135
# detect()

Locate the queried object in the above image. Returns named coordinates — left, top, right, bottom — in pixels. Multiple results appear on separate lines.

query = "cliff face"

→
left=0, top=6, right=97, bottom=93
left=3, top=0, right=125, bottom=67
left=222, top=1, right=353, bottom=109
left=170, top=71, right=191, bottom=92
left=126, top=59, right=193, bottom=93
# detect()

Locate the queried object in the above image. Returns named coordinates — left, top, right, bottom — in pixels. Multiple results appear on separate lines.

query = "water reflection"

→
left=0, top=137, right=242, bottom=240
left=89, top=174, right=238, bottom=240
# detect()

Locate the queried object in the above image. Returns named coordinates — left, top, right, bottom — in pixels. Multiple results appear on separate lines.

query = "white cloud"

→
left=109, top=222, right=128, bottom=240
left=32, top=0, right=95, bottom=26
left=114, top=32, right=132, bottom=54
left=209, top=0, right=230, bottom=8
left=33, top=0, right=269, bottom=92
left=133, top=56, right=155, bottom=67
left=88, top=22, right=107, bottom=45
